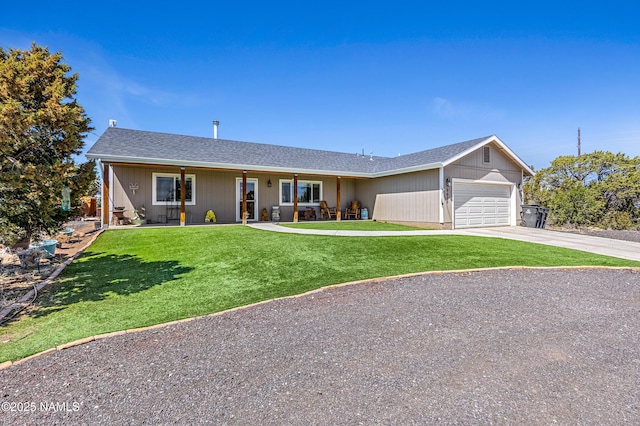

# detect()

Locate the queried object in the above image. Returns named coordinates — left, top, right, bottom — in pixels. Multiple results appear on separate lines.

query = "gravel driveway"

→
left=1, top=268, right=639, bottom=425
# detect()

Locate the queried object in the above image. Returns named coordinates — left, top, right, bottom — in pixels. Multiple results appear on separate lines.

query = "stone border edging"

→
left=0, top=229, right=105, bottom=323
left=1, top=265, right=638, bottom=371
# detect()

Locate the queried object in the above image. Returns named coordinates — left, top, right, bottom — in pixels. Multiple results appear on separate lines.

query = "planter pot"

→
left=131, top=219, right=147, bottom=226
left=29, top=239, right=57, bottom=258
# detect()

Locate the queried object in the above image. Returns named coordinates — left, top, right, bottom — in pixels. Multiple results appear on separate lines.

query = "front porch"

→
left=102, top=163, right=367, bottom=228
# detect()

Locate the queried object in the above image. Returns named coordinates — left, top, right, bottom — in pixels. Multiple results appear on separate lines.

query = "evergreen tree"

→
left=0, top=43, right=95, bottom=244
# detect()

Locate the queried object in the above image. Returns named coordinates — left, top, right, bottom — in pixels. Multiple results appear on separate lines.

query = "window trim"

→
left=279, top=179, right=323, bottom=206
left=152, top=172, right=196, bottom=206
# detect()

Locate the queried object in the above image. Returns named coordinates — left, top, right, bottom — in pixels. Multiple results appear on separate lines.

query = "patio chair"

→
left=344, top=200, right=360, bottom=220
left=319, top=200, right=337, bottom=220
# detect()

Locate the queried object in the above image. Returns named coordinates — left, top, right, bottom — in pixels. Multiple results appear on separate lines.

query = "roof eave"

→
left=442, top=135, right=535, bottom=176
left=86, top=153, right=374, bottom=178
left=369, top=162, right=444, bottom=178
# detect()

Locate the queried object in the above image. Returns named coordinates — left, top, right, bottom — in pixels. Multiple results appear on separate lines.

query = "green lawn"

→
left=1, top=225, right=638, bottom=362
left=283, top=221, right=425, bottom=231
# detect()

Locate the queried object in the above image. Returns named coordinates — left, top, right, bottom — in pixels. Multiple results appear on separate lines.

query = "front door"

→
left=236, top=178, right=258, bottom=221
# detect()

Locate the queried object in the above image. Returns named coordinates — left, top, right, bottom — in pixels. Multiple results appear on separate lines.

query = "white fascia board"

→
left=369, top=162, right=443, bottom=178
left=88, top=153, right=446, bottom=179
left=85, top=154, right=375, bottom=178
left=442, top=135, right=535, bottom=176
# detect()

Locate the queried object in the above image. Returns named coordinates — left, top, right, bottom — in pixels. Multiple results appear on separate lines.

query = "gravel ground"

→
left=1, top=221, right=99, bottom=320
left=581, top=229, right=640, bottom=243
left=1, top=268, right=639, bottom=425
left=550, top=227, right=640, bottom=243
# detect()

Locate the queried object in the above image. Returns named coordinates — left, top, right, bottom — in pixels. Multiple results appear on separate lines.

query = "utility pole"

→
left=577, top=127, right=581, bottom=157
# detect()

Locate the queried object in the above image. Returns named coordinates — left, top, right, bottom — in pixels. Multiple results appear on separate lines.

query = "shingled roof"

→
left=86, top=128, right=533, bottom=177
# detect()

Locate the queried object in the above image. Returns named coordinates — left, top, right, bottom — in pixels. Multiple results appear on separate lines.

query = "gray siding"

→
left=446, top=143, right=522, bottom=183
left=111, top=165, right=152, bottom=219
left=110, top=165, right=352, bottom=224
left=357, top=170, right=440, bottom=223
left=443, top=143, right=524, bottom=225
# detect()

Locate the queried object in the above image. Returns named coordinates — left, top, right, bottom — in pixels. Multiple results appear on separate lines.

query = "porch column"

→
left=336, top=176, right=341, bottom=221
left=242, top=170, right=247, bottom=225
left=180, top=167, right=186, bottom=226
left=438, top=166, right=444, bottom=224
left=293, top=173, right=298, bottom=223
left=102, top=162, right=110, bottom=229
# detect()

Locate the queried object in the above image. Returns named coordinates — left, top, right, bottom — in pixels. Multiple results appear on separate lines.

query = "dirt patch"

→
left=0, top=220, right=100, bottom=321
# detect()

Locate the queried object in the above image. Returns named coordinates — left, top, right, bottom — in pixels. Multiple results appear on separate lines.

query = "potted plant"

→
left=205, top=209, right=217, bottom=223
left=131, top=205, right=147, bottom=226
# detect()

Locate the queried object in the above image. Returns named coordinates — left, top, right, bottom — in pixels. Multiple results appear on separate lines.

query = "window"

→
left=279, top=179, right=322, bottom=205
left=281, top=181, right=292, bottom=203
left=152, top=173, right=196, bottom=205
left=483, top=146, right=491, bottom=163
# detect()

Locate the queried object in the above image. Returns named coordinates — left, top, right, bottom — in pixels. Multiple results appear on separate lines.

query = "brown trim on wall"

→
left=293, top=174, right=298, bottom=222
left=336, top=176, right=341, bottom=221
left=180, top=167, right=186, bottom=226
left=242, top=170, right=247, bottom=225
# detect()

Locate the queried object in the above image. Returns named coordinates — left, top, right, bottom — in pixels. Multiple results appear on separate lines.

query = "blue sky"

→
left=2, top=1, right=639, bottom=170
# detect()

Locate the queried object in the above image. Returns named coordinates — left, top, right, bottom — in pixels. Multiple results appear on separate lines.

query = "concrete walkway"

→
left=249, top=223, right=640, bottom=262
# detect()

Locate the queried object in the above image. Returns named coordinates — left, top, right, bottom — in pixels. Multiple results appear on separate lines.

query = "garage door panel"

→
left=454, top=183, right=511, bottom=229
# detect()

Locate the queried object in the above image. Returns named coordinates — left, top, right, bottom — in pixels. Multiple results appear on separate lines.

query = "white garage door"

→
left=454, top=183, right=511, bottom=229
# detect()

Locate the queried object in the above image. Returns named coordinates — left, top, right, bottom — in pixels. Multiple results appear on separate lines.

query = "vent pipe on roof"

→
left=213, top=120, right=220, bottom=139
left=109, top=119, right=117, bottom=128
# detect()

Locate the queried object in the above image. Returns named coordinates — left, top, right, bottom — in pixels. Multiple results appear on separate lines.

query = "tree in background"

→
left=0, top=43, right=96, bottom=245
left=525, top=151, right=640, bottom=229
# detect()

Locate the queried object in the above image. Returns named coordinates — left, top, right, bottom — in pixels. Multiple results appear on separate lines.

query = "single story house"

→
left=86, top=122, right=534, bottom=229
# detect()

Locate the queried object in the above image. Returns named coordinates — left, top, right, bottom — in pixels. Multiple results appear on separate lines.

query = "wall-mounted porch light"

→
left=267, top=179, right=272, bottom=188
left=446, top=178, right=451, bottom=187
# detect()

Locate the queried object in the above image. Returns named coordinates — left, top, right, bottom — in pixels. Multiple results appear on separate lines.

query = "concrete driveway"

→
left=250, top=223, right=640, bottom=262
left=460, top=227, right=640, bottom=262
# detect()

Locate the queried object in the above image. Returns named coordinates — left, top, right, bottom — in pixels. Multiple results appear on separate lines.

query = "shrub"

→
left=602, top=211, right=633, bottom=230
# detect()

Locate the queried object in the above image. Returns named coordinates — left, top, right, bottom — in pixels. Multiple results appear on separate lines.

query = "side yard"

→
left=1, top=221, right=100, bottom=322
left=1, top=225, right=639, bottom=362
